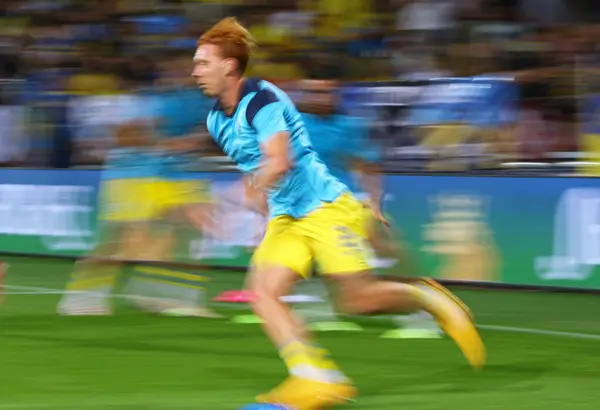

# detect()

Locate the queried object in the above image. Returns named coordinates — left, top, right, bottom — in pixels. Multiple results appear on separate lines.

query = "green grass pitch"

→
left=1, top=256, right=600, bottom=409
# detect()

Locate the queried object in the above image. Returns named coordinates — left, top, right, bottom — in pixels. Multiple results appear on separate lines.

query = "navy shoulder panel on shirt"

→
left=210, top=100, right=221, bottom=113
left=212, top=78, right=261, bottom=113
left=242, top=78, right=261, bottom=97
left=246, top=88, right=279, bottom=126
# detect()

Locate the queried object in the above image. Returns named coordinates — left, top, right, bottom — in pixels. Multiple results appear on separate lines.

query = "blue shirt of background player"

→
left=102, top=94, right=161, bottom=181
left=207, top=78, right=348, bottom=219
left=102, top=148, right=164, bottom=181
left=302, top=113, right=380, bottom=194
left=153, top=87, right=211, bottom=138
left=147, top=87, right=213, bottom=178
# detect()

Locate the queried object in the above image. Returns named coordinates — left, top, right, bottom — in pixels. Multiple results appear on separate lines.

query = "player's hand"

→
left=370, top=200, right=389, bottom=227
left=185, top=204, right=219, bottom=237
left=244, top=176, right=268, bottom=215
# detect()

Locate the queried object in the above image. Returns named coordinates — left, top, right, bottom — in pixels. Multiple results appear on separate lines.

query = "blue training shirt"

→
left=206, top=78, right=348, bottom=219
left=102, top=148, right=164, bottom=181
left=101, top=94, right=163, bottom=181
left=150, top=87, right=213, bottom=178
left=301, top=113, right=380, bottom=194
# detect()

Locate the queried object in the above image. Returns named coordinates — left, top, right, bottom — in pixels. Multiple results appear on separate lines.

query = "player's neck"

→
left=219, top=76, right=245, bottom=116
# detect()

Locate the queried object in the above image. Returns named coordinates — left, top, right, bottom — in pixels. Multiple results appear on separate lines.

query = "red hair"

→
left=198, top=17, right=256, bottom=74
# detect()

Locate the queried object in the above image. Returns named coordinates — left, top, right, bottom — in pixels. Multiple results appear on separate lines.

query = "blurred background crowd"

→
left=0, top=0, right=599, bottom=174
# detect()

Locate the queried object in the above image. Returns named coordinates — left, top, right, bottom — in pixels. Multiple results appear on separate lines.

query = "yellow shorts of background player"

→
left=158, top=179, right=212, bottom=210
left=100, top=178, right=212, bottom=222
left=252, top=193, right=372, bottom=278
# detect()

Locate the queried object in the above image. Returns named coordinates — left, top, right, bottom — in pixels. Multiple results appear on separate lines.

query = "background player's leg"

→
left=57, top=222, right=125, bottom=316
left=58, top=177, right=154, bottom=315
left=124, top=182, right=217, bottom=317
left=367, top=214, right=442, bottom=337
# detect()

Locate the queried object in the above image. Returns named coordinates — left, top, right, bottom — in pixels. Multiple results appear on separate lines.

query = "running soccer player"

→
left=215, top=77, right=442, bottom=335
left=193, top=17, right=485, bottom=409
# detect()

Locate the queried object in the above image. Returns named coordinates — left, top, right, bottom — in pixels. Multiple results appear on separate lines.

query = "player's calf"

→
left=328, top=272, right=421, bottom=315
left=248, top=266, right=350, bottom=386
left=327, top=272, right=486, bottom=369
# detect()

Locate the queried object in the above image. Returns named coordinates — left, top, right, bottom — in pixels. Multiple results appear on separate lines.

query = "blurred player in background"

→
left=299, top=77, right=394, bottom=265
left=57, top=71, right=217, bottom=317
left=298, top=77, right=442, bottom=337
left=124, top=50, right=219, bottom=317
left=193, top=17, right=485, bottom=409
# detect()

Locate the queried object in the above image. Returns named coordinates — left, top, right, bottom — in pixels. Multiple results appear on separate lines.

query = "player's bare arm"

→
left=253, top=131, right=291, bottom=190
left=355, top=160, right=388, bottom=226
left=244, top=131, right=291, bottom=214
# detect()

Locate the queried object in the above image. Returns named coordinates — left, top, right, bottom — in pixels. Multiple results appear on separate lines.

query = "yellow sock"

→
left=279, top=340, right=314, bottom=371
left=279, top=340, right=347, bottom=383
left=308, top=343, right=342, bottom=372
left=66, top=264, right=118, bottom=292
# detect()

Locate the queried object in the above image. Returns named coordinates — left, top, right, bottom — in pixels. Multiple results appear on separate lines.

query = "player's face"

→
left=192, top=44, right=227, bottom=98
left=301, top=80, right=337, bottom=113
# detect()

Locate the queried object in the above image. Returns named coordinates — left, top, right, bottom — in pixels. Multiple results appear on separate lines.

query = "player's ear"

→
left=222, top=58, right=237, bottom=76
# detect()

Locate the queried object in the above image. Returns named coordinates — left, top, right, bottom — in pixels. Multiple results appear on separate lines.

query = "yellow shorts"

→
left=100, top=178, right=212, bottom=222
left=252, top=193, right=372, bottom=278
left=100, top=178, right=163, bottom=222
left=159, top=179, right=212, bottom=209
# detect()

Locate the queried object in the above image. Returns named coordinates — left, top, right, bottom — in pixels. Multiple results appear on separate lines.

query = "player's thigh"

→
left=301, top=193, right=371, bottom=275
left=118, top=221, right=160, bottom=260
left=251, top=216, right=313, bottom=279
left=88, top=220, right=124, bottom=257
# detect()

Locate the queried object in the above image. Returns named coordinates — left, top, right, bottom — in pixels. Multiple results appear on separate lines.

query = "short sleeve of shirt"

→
left=246, top=89, right=289, bottom=144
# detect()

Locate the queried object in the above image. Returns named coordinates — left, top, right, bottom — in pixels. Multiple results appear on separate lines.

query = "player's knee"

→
left=248, top=281, right=272, bottom=310
left=247, top=266, right=299, bottom=309
left=328, top=273, right=383, bottom=315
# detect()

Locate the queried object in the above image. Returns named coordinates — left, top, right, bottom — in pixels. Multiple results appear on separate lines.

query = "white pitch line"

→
left=4, top=285, right=66, bottom=292
left=3, top=291, right=69, bottom=295
left=479, top=324, right=600, bottom=341
left=4, top=284, right=600, bottom=342
left=2, top=284, right=169, bottom=302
